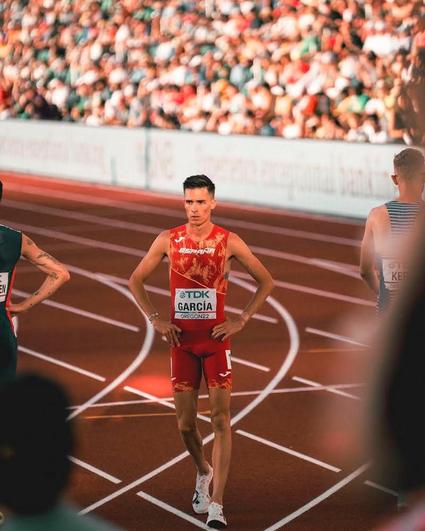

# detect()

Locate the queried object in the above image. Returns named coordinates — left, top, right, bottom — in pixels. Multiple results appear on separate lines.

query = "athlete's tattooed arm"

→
left=129, top=230, right=182, bottom=346
left=212, top=232, right=274, bottom=341
left=7, top=234, right=70, bottom=314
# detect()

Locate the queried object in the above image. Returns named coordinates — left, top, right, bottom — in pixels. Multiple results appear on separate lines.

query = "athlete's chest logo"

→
left=174, top=236, right=185, bottom=243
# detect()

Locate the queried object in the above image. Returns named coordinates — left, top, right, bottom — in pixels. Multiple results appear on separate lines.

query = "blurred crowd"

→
left=1, top=0, right=425, bottom=143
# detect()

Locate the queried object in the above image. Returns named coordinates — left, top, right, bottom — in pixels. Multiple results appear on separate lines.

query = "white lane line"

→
left=292, top=376, right=361, bottom=401
left=364, top=481, right=398, bottom=497
left=225, top=304, right=277, bottom=324
left=3, top=185, right=361, bottom=243
left=123, top=386, right=211, bottom=423
left=231, top=271, right=372, bottom=307
left=231, top=356, right=270, bottom=372
left=3, top=199, right=163, bottom=235
left=99, top=273, right=278, bottom=324
left=66, top=267, right=155, bottom=421
left=69, top=456, right=122, bottom=484
left=67, top=398, right=163, bottom=410
left=311, top=258, right=361, bottom=279
left=69, top=383, right=365, bottom=410
left=19, top=346, right=105, bottom=382
left=264, top=463, right=370, bottom=530
left=3, top=220, right=145, bottom=258
left=4, top=218, right=361, bottom=296
left=80, top=276, right=300, bottom=515
left=305, top=327, right=369, bottom=348
left=137, top=491, right=209, bottom=530
left=5, top=174, right=361, bottom=225
left=236, top=430, right=341, bottom=473
left=13, top=289, right=139, bottom=333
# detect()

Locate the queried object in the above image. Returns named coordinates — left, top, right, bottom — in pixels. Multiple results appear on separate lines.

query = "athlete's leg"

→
left=174, top=389, right=210, bottom=474
left=208, top=387, right=232, bottom=505
left=172, top=347, right=209, bottom=474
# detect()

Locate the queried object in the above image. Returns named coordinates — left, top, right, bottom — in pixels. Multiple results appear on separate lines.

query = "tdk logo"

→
left=180, top=290, right=210, bottom=299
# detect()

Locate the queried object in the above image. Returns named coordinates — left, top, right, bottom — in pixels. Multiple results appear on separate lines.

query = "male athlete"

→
left=129, top=174, right=274, bottom=528
left=0, top=180, right=70, bottom=383
left=360, top=148, right=425, bottom=313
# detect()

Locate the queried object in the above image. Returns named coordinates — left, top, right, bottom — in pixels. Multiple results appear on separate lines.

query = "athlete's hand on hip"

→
left=151, top=319, right=182, bottom=347
left=211, top=317, right=246, bottom=341
left=7, top=301, right=30, bottom=315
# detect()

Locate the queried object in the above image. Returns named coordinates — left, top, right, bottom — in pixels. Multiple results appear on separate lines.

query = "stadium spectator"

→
left=0, top=0, right=424, bottom=142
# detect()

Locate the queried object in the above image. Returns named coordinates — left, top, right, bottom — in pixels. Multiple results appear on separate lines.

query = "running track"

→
left=0, top=172, right=398, bottom=530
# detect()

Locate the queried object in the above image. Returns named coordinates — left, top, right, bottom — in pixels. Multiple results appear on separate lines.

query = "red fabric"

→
left=5, top=267, right=17, bottom=335
left=169, top=224, right=231, bottom=389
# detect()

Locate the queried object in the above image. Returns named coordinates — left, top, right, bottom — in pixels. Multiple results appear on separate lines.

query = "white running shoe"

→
left=192, top=464, right=213, bottom=514
left=207, top=502, right=227, bottom=528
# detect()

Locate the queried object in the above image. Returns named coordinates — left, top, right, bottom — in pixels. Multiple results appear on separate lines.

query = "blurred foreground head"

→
left=370, top=216, right=425, bottom=492
left=0, top=374, right=73, bottom=515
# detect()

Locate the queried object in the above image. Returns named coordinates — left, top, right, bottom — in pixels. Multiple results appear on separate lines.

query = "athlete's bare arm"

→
left=129, top=230, right=182, bottom=346
left=360, top=209, right=380, bottom=294
left=8, top=234, right=70, bottom=314
left=211, top=233, right=274, bottom=341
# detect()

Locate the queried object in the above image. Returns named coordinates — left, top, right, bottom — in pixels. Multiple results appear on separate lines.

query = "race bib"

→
left=0, top=272, right=9, bottom=302
left=382, top=258, right=408, bottom=291
left=174, top=288, right=217, bottom=320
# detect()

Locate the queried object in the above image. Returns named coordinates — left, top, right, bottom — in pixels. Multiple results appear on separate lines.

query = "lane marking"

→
left=83, top=410, right=210, bottom=420
left=123, top=386, right=211, bottom=423
left=264, top=463, right=370, bottom=530
left=2, top=187, right=362, bottom=245
left=13, top=289, right=139, bottom=333
left=236, top=430, right=341, bottom=473
left=231, top=356, right=270, bottom=372
left=137, top=491, right=210, bottom=530
left=305, top=327, right=369, bottom=348
left=3, top=199, right=163, bottom=234
left=303, top=348, right=366, bottom=353
left=4, top=220, right=145, bottom=258
left=3, top=172, right=363, bottom=225
left=4, top=219, right=362, bottom=298
left=19, top=346, right=105, bottom=382
left=66, top=267, right=155, bottom=420
left=69, top=456, right=121, bottom=484
left=231, top=271, right=372, bottom=307
left=364, top=481, right=398, bottom=497
left=69, top=383, right=365, bottom=410
left=292, top=376, right=361, bottom=401
left=80, top=277, right=300, bottom=515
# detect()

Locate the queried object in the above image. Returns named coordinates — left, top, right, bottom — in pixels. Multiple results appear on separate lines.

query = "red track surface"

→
left=0, top=172, right=397, bottom=530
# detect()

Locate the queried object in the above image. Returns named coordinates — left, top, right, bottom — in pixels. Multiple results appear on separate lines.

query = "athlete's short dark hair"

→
left=183, top=174, right=215, bottom=196
left=393, top=148, right=425, bottom=177
left=0, top=374, right=73, bottom=515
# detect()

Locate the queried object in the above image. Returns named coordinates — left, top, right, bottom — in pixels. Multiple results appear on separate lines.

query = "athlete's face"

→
left=184, top=187, right=216, bottom=226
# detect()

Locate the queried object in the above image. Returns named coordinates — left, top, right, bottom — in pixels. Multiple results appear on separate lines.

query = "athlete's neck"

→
left=397, top=179, right=424, bottom=203
left=186, top=221, right=214, bottom=241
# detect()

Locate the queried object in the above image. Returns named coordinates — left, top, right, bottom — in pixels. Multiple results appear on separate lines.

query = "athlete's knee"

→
left=210, top=410, right=231, bottom=433
left=177, top=418, right=198, bottom=436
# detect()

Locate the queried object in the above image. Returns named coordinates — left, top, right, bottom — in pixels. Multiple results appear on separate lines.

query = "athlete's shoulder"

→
left=227, top=231, right=248, bottom=251
left=367, top=205, right=387, bottom=222
left=0, top=223, right=22, bottom=237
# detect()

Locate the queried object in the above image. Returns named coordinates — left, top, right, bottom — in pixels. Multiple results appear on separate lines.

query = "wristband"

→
left=148, top=312, right=160, bottom=322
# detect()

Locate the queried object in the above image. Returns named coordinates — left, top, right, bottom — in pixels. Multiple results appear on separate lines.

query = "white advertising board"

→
left=0, top=120, right=402, bottom=218
left=0, top=120, right=147, bottom=188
